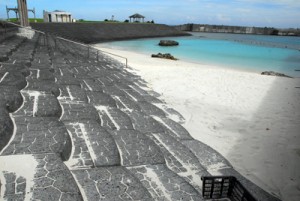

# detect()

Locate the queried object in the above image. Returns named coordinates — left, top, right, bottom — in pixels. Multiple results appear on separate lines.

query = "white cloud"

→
left=216, top=14, right=231, bottom=23
left=237, top=0, right=300, bottom=7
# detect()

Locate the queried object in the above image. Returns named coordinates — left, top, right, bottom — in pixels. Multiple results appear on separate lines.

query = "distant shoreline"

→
left=174, top=23, right=300, bottom=36
left=98, top=33, right=300, bottom=77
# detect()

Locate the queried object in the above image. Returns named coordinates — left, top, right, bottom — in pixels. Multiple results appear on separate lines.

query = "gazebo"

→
left=129, top=13, right=145, bottom=23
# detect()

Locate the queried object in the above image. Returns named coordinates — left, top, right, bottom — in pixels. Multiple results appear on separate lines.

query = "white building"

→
left=43, top=10, right=73, bottom=23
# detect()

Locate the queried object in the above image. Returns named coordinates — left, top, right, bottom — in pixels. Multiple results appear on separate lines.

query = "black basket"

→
left=202, top=176, right=257, bottom=201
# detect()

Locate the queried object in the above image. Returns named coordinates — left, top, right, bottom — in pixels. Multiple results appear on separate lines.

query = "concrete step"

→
left=0, top=36, right=26, bottom=62
left=0, top=154, right=83, bottom=201
left=127, top=110, right=165, bottom=134
left=30, top=62, right=53, bottom=70
left=64, top=120, right=120, bottom=169
left=14, top=91, right=61, bottom=117
left=56, top=76, right=81, bottom=86
left=60, top=102, right=100, bottom=123
left=0, top=108, right=13, bottom=152
left=96, top=106, right=134, bottom=131
left=128, top=164, right=203, bottom=201
left=101, top=85, right=128, bottom=97
left=147, top=133, right=210, bottom=193
left=53, top=64, right=74, bottom=77
left=27, top=68, right=55, bottom=82
left=58, top=85, right=88, bottom=103
left=72, top=167, right=153, bottom=201
left=138, top=101, right=167, bottom=117
left=25, top=80, right=60, bottom=97
left=0, top=71, right=27, bottom=90
left=114, top=95, right=142, bottom=112
left=86, top=91, right=117, bottom=108
left=151, top=116, right=193, bottom=140
left=80, top=78, right=104, bottom=92
left=1, top=117, right=69, bottom=156
left=0, top=86, right=23, bottom=113
left=111, top=130, right=165, bottom=166
left=0, top=63, right=30, bottom=77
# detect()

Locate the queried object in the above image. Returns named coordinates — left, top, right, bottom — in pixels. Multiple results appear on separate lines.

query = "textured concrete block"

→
left=111, top=130, right=165, bottom=166
left=72, top=167, right=153, bottom=200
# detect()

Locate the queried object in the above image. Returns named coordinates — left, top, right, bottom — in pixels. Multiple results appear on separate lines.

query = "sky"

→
left=1, top=0, right=300, bottom=28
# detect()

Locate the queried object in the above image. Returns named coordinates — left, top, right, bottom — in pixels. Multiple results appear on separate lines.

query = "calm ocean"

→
left=100, top=32, right=300, bottom=77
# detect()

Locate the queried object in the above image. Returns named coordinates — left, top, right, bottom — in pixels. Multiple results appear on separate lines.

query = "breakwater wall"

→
left=175, top=24, right=300, bottom=36
left=31, top=23, right=190, bottom=44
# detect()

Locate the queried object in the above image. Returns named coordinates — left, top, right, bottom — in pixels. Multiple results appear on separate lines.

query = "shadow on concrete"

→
left=222, top=71, right=300, bottom=201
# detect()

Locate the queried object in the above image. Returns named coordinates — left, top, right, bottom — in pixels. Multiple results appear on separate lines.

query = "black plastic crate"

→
left=202, top=176, right=257, bottom=201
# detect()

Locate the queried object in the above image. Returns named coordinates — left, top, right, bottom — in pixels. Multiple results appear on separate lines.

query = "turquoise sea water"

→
left=100, top=33, right=300, bottom=77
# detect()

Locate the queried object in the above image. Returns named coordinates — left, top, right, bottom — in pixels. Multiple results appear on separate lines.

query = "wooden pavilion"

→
left=129, top=13, right=145, bottom=23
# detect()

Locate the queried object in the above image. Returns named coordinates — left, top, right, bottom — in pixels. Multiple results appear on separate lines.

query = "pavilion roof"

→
left=129, top=13, right=145, bottom=18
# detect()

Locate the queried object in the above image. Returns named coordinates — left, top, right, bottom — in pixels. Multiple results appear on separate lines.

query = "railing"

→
left=1, top=20, right=128, bottom=67
left=55, top=36, right=128, bottom=68
left=98, top=49, right=128, bottom=68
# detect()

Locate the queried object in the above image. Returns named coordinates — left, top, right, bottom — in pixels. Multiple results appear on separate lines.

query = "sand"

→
left=95, top=46, right=300, bottom=201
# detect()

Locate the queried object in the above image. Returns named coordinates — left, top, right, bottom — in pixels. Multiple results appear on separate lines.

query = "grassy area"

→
left=77, top=19, right=155, bottom=24
left=6, top=18, right=154, bottom=24
left=8, top=18, right=44, bottom=23
left=30, top=18, right=44, bottom=23
left=77, top=19, right=104, bottom=23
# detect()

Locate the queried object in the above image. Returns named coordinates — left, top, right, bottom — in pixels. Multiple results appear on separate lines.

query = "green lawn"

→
left=8, top=18, right=44, bottom=23
left=6, top=18, right=154, bottom=24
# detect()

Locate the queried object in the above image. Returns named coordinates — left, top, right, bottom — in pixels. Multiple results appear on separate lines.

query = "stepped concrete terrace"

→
left=30, top=23, right=190, bottom=44
left=0, top=24, right=281, bottom=201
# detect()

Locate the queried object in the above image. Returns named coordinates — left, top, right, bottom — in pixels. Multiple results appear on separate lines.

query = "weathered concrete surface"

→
left=0, top=31, right=281, bottom=201
left=182, top=139, right=281, bottom=201
left=31, top=23, right=190, bottom=43
left=1, top=117, right=68, bottom=155
left=72, top=167, right=153, bottom=200
left=128, top=164, right=204, bottom=201
left=185, top=24, right=300, bottom=36
left=0, top=108, right=13, bottom=151
left=0, top=86, right=23, bottom=113
left=64, top=120, right=120, bottom=169
left=0, top=154, right=83, bottom=201
left=111, top=130, right=165, bottom=166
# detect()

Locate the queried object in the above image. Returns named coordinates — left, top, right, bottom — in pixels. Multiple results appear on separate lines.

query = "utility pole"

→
left=17, top=0, right=29, bottom=27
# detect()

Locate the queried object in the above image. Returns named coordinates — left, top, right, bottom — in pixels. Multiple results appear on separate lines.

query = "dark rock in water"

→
left=261, top=71, right=292, bottom=78
left=151, top=53, right=178, bottom=60
left=159, top=40, right=179, bottom=46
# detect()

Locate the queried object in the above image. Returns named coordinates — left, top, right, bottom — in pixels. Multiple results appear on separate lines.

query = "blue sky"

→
left=1, top=0, right=299, bottom=28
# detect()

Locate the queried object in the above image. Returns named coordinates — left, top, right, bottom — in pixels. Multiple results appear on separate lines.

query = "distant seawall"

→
left=175, top=24, right=300, bottom=36
left=31, top=23, right=190, bottom=44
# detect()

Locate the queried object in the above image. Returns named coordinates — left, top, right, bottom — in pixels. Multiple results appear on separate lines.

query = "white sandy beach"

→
left=97, top=46, right=300, bottom=201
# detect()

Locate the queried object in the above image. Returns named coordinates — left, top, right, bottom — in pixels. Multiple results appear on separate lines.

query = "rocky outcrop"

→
left=158, top=40, right=179, bottom=46
left=261, top=71, right=292, bottom=78
left=151, top=53, right=178, bottom=60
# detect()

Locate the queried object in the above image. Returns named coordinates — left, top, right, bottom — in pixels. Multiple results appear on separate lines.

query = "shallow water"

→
left=99, top=33, right=300, bottom=77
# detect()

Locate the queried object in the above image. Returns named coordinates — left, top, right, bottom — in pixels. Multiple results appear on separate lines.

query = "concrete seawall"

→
left=175, top=24, right=300, bottom=36
left=31, top=23, right=190, bottom=44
